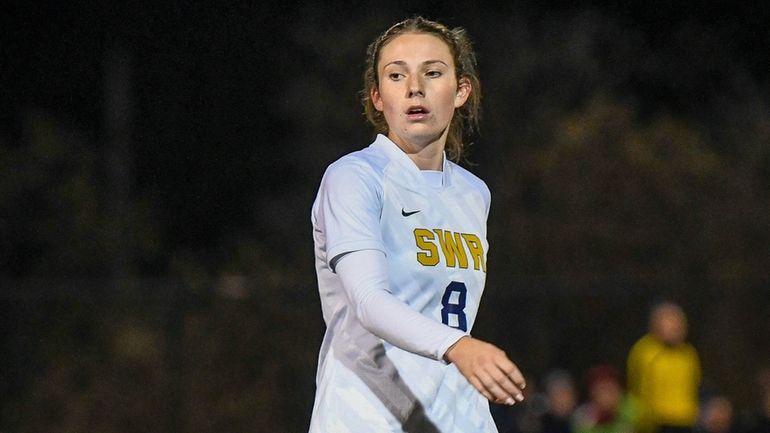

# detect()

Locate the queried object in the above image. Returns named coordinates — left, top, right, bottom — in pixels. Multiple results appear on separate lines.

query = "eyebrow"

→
left=383, top=60, right=449, bottom=68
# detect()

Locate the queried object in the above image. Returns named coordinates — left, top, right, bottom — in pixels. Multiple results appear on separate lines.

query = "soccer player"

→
left=309, top=16, right=526, bottom=433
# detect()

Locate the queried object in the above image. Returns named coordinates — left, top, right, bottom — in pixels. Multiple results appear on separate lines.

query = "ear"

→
left=454, top=77, right=471, bottom=108
left=370, top=86, right=384, bottom=112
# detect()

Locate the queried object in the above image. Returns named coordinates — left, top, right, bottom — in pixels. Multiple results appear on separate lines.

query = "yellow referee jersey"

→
left=627, top=334, right=701, bottom=433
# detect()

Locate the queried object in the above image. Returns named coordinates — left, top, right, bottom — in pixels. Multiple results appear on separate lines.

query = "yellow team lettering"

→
left=433, top=229, right=468, bottom=269
left=461, top=233, right=486, bottom=272
left=414, top=228, right=439, bottom=266
left=413, top=228, right=485, bottom=272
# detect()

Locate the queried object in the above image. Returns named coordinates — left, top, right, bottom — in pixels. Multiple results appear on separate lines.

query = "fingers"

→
left=447, top=337, right=527, bottom=406
left=477, top=365, right=525, bottom=405
left=468, top=376, right=495, bottom=402
left=501, top=361, right=527, bottom=391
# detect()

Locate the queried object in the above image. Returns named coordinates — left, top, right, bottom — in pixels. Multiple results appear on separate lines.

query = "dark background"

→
left=2, top=1, right=769, bottom=432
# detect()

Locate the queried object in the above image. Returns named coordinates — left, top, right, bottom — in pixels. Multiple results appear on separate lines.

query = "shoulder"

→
left=680, top=342, right=700, bottom=359
left=448, top=161, right=491, bottom=202
left=629, top=334, right=661, bottom=357
left=312, top=144, right=390, bottom=221
left=635, top=333, right=659, bottom=347
left=322, top=145, right=390, bottom=188
left=448, top=161, right=489, bottom=190
left=312, top=145, right=389, bottom=228
left=571, top=403, right=597, bottom=430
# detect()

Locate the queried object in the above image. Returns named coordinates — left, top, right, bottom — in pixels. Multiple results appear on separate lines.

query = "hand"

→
left=444, top=336, right=526, bottom=405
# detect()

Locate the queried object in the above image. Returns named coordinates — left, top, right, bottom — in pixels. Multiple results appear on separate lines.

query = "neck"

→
left=408, top=144, right=444, bottom=170
left=388, top=130, right=447, bottom=171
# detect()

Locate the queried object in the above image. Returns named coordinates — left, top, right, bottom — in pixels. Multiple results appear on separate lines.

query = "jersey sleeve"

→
left=336, top=249, right=467, bottom=361
left=314, top=158, right=386, bottom=270
left=483, top=181, right=491, bottom=220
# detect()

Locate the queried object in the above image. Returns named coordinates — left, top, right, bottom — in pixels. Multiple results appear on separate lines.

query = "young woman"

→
left=309, top=16, right=526, bottom=433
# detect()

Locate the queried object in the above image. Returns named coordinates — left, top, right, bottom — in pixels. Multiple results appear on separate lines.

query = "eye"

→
left=388, top=72, right=404, bottom=81
left=426, top=70, right=442, bottom=78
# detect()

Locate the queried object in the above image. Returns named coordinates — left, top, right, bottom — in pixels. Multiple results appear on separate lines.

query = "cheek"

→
left=440, top=85, right=462, bottom=113
left=441, top=95, right=460, bottom=118
left=377, top=89, right=397, bottom=114
left=384, top=100, right=400, bottom=115
left=380, top=102, right=402, bottom=129
left=381, top=102, right=400, bottom=122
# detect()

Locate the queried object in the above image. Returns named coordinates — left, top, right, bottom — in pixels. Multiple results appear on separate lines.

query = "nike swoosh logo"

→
left=401, top=208, right=420, bottom=217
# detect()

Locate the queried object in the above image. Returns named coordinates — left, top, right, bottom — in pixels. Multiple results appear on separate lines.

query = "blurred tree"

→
left=0, top=110, right=160, bottom=277
left=471, top=7, right=769, bottom=406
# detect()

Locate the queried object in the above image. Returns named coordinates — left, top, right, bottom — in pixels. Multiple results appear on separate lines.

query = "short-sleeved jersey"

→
left=309, top=135, right=496, bottom=433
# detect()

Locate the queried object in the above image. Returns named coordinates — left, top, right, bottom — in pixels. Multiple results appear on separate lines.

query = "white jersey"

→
left=309, top=134, right=496, bottom=433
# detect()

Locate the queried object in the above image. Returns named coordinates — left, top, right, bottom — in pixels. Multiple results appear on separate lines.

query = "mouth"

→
left=405, top=105, right=430, bottom=121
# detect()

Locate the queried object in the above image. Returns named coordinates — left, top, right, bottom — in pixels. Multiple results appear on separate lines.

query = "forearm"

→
left=335, top=249, right=466, bottom=361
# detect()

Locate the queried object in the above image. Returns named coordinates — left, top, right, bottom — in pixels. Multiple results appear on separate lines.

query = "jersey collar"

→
left=372, top=134, right=453, bottom=192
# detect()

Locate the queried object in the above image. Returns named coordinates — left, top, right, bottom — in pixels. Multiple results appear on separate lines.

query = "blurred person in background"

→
left=572, top=365, right=638, bottom=433
left=695, top=394, right=734, bottom=433
left=741, top=367, right=770, bottom=433
left=627, top=301, right=701, bottom=433
left=540, top=369, right=578, bottom=433
left=494, top=374, right=542, bottom=433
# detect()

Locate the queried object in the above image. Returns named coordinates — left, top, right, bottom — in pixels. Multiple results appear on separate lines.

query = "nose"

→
left=407, top=76, right=424, bottom=98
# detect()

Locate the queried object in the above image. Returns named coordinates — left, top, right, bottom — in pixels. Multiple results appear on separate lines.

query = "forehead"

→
left=653, top=304, right=684, bottom=321
left=378, top=32, right=454, bottom=67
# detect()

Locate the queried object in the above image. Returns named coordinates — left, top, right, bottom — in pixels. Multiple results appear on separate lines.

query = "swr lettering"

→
left=413, top=228, right=486, bottom=272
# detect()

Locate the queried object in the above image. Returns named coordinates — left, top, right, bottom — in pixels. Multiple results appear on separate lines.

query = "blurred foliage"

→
left=2, top=2, right=770, bottom=432
left=0, top=110, right=162, bottom=277
left=0, top=111, right=109, bottom=276
left=497, top=95, right=769, bottom=284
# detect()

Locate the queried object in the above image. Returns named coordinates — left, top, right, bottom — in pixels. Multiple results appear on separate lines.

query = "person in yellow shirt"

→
left=627, top=301, right=701, bottom=433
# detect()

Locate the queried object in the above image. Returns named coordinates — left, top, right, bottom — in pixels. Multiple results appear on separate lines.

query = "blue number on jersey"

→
left=441, top=281, right=467, bottom=331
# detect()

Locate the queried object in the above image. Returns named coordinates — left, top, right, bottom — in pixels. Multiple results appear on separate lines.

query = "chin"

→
left=406, top=127, right=446, bottom=143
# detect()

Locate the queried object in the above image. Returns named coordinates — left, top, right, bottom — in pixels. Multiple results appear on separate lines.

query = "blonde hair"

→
left=361, top=16, right=482, bottom=162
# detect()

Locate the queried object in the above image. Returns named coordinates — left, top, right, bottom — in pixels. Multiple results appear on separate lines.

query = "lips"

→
left=405, top=105, right=430, bottom=121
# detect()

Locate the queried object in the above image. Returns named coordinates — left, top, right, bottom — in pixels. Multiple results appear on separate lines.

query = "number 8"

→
left=441, top=281, right=467, bottom=332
